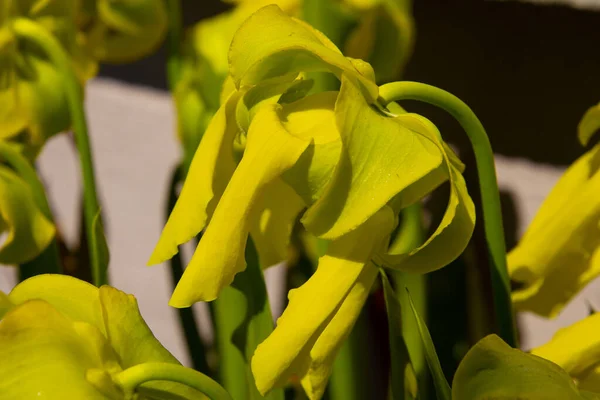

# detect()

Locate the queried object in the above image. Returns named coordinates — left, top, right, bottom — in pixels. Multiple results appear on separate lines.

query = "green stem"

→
left=115, top=362, right=232, bottom=400
left=212, top=239, right=282, bottom=400
left=378, top=81, right=517, bottom=348
left=165, top=0, right=183, bottom=91
left=13, top=18, right=106, bottom=286
left=166, top=166, right=211, bottom=374
left=0, top=142, right=62, bottom=278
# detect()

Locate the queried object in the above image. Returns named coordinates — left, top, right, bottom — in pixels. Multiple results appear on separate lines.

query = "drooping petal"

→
left=344, top=0, right=414, bottom=83
left=0, top=166, right=55, bottom=265
left=301, top=75, right=443, bottom=240
left=17, top=54, right=71, bottom=145
left=0, top=300, right=112, bottom=399
left=250, top=178, right=305, bottom=269
left=148, top=91, right=242, bottom=265
left=228, top=5, right=379, bottom=103
left=170, top=104, right=310, bottom=306
left=532, top=313, right=600, bottom=378
left=374, top=114, right=475, bottom=274
left=578, top=101, right=600, bottom=146
left=299, top=262, right=379, bottom=400
left=8, top=274, right=104, bottom=332
left=509, top=143, right=600, bottom=317
left=251, top=206, right=395, bottom=396
left=279, top=90, right=342, bottom=204
left=86, top=0, right=168, bottom=63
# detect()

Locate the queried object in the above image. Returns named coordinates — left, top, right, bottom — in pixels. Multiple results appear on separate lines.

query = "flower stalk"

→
left=378, top=81, right=517, bottom=347
left=115, top=362, right=232, bottom=400
left=12, top=18, right=107, bottom=286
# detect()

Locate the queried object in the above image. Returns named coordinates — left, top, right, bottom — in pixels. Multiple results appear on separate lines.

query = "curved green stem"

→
left=13, top=18, right=106, bottom=286
left=115, top=362, right=232, bottom=400
left=0, top=142, right=62, bottom=277
left=165, top=0, right=183, bottom=91
left=378, top=81, right=518, bottom=347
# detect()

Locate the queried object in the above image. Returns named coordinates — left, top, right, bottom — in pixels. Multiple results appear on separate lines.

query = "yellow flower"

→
left=509, top=103, right=600, bottom=318
left=343, top=0, right=415, bottom=83
left=150, top=5, right=475, bottom=398
left=174, top=0, right=299, bottom=168
left=0, top=274, right=203, bottom=399
left=455, top=334, right=598, bottom=399
left=77, top=0, right=168, bottom=64
left=532, top=313, right=600, bottom=393
left=0, top=142, right=54, bottom=265
left=0, top=0, right=80, bottom=154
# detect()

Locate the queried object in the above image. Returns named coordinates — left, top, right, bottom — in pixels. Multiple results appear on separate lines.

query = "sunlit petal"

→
left=302, top=75, right=443, bottom=240
left=251, top=207, right=395, bottom=395
left=229, top=5, right=378, bottom=102
left=170, top=104, right=310, bottom=305
left=148, top=91, right=242, bottom=265
left=509, top=143, right=600, bottom=317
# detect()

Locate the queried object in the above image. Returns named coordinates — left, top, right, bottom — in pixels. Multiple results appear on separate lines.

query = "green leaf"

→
left=380, top=271, right=417, bottom=400
left=91, top=210, right=110, bottom=287
left=406, top=289, right=451, bottom=400
left=453, top=335, right=598, bottom=400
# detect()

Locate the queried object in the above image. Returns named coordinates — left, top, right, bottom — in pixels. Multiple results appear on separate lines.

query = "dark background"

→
left=100, top=0, right=600, bottom=165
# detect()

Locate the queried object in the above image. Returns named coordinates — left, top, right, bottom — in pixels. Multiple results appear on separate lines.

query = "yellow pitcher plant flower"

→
left=173, top=0, right=299, bottom=168
left=77, top=0, right=168, bottom=64
left=455, top=334, right=600, bottom=399
left=151, top=5, right=475, bottom=398
left=532, top=313, right=600, bottom=393
left=0, top=143, right=54, bottom=265
left=508, top=102, right=600, bottom=318
left=0, top=274, right=231, bottom=399
left=343, top=0, right=414, bottom=83
left=0, top=0, right=82, bottom=156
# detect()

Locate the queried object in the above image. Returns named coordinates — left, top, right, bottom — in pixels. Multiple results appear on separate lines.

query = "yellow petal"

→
left=92, top=0, right=168, bottom=63
left=8, top=274, right=104, bottom=333
left=251, top=206, right=395, bottom=395
left=302, top=75, right=443, bottom=240
left=0, top=300, right=110, bottom=399
left=228, top=5, right=378, bottom=103
left=250, top=178, right=305, bottom=268
left=300, top=262, right=378, bottom=400
left=148, top=91, right=242, bottom=265
left=532, top=313, right=600, bottom=377
left=170, top=104, right=310, bottom=306
left=509, top=143, right=600, bottom=317
left=281, top=91, right=342, bottom=205
left=578, top=101, right=600, bottom=146
left=377, top=114, right=475, bottom=274
left=0, top=165, right=55, bottom=265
